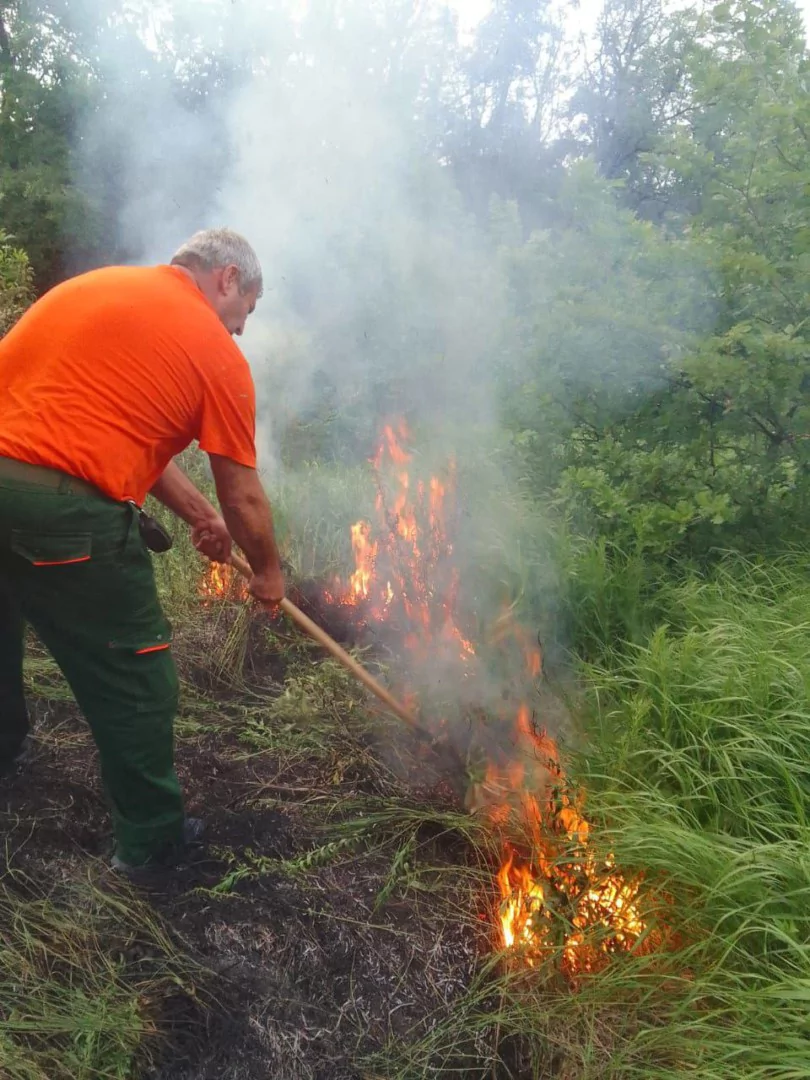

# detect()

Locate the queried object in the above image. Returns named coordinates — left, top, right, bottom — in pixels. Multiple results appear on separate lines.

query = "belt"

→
left=0, top=456, right=103, bottom=498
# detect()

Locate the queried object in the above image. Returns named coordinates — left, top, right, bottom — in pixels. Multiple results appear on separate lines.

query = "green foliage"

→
left=0, top=230, right=34, bottom=334
left=0, top=2, right=236, bottom=286
left=2, top=0, right=808, bottom=563
left=659, top=0, right=810, bottom=549
left=494, top=0, right=810, bottom=559
left=559, top=0, right=810, bottom=555
left=545, top=550, right=810, bottom=1078
left=0, top=2, right=105, bottom=287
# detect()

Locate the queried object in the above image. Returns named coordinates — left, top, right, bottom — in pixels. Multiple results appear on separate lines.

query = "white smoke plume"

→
left=78, top=1, right=509, bottom=463
left=73, top=0, right=712, bottom=726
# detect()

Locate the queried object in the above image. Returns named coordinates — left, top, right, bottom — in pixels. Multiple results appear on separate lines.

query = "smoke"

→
left=77, top=2, right=509, bottom=456
left=73, top=0, right=713, bottom=733
left=215, top=7, right=510, bottom=474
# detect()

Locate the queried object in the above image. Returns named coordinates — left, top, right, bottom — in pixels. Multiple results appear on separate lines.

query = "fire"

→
left=483, top=685, right=646, bottom=975
left=199, top=561, right=248, bottom=603
left=497, top=851, right=546, bottom=951
left=327, top=418, right=650, bottom=976
left=492, top=709, right=647, bottom=976
left=334, top=419, right=475, bottom=665
left=349, top=521, right=377, bottom=601
left=496, top=835, right=646, bottom=975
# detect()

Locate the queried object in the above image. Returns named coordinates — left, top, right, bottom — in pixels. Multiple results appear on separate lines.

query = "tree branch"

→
left=0, top=10, right=13, bottom=66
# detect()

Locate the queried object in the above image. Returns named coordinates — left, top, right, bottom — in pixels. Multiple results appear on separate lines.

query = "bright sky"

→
left=448, top=0, right=490, bottom=35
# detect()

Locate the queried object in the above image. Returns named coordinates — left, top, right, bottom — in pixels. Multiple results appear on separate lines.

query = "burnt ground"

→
left=0, top=602, right=526, bottom=1080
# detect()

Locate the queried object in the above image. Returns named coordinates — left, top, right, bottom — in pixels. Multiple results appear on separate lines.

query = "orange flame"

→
left=349, top=521, right=378, bottom=601
left=199, top=562, right=248, bottom=603
left=495, top=814, right=645, bottom=972
left=496, top=830, right=646, bottom=975
left=335, top=420, right=475, bottom=665
left=488, top=703, right=646, bottom=976
left=330, top=418, right=650, bottom=975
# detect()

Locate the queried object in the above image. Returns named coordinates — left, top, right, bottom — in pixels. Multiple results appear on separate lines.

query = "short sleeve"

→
left=196, top=342, right=258, bottom=469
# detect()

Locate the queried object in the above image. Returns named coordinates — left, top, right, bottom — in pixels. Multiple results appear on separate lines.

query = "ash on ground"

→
left=1, top=608, right=505, bottom=1080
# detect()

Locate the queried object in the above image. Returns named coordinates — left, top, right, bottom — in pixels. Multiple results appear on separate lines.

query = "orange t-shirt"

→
left=0, top=264, right=257, bottom=504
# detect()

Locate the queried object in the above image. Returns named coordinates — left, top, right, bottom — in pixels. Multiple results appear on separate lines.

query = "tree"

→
left=567, top=0, right=697, bottom=221
left=502, top=0, right=810, bottom=556
left=663, top=0, right=810, bottom=543
left=499, top=161, right=726, bottom=554
left=0, top=0, right=242, bottom=286
left=0, top=1, right=103, bottom=288
left=441, top=0, right=569, bottom=230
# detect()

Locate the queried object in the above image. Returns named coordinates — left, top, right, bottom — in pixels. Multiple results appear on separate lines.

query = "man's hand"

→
left=249, top=566, right=286, bottom=606
left=191, top=515, right=233, bottom=564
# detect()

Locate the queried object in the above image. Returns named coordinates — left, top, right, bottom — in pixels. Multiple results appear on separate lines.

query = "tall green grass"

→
left=542, top=549, right=810, bottom=1078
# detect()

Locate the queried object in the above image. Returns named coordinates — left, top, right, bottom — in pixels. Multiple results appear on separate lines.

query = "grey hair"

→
left=171, top=227, right=263, bottom=297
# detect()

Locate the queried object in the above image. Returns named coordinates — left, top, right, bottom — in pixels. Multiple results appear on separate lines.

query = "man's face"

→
left=211, top=264, right=259, bottom=336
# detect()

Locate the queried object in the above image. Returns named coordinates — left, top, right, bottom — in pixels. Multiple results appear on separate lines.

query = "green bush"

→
left=0, top=232, right=35, bottom=337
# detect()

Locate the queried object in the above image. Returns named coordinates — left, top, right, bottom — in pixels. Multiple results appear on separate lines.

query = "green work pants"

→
left=0, top=475, right=183, bottom=865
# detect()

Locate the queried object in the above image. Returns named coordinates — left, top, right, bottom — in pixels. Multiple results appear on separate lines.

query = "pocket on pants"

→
left=107, top=616, right=174, bottom=655
left=107, top=629, right=179, bottom=716
left=10, top=530, right=92, bottom=567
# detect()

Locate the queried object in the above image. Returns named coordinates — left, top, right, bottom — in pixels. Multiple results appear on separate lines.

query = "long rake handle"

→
left=228, top=553, right=422, bottom=732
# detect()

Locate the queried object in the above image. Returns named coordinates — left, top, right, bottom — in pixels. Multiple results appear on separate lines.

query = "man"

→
left=0, top=227, right=285, bottom=874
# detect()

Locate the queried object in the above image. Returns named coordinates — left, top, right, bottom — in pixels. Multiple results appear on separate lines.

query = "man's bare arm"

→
left=150, top=461, right=219, bottom=526
left=150, top=460, right=232, bottom=563
left=208, top=454, right=285, bottom=603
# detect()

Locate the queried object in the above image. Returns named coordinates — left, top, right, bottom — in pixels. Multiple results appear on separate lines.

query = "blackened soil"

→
left=1, top=610, right=494, bottom=1080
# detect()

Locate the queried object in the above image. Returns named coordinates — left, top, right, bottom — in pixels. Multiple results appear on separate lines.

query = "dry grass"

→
left=0, top=869, right=198, bottom=1080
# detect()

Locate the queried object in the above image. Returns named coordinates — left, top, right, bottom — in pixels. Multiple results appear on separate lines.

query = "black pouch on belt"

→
left=128, top=502, right=173, bottom=553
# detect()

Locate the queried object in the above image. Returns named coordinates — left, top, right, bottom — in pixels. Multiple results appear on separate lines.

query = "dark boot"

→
left=0, top=734, right=34, bottom=778
left=110, top=817, right=205, bottom=879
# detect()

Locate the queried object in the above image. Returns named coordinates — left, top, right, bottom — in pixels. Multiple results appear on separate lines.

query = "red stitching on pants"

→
left=31, top=555, right=91, bottom=567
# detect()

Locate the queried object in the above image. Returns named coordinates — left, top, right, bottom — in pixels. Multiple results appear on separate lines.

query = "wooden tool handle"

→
left=228, top=553, right=421, bottom=731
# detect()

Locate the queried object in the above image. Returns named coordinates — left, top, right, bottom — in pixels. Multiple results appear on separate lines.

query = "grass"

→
left=5, top=452, right=810, bottom=1076
left=0, top=872, right=196, bottom=1080
left=355, top=548, right=810, bottom=1078
left=539, top=548, right=810, bottom=1079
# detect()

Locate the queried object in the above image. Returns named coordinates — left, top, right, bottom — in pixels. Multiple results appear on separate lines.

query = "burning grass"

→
left=195, top=422, right=653, bottom=980
left=295, top=419, right=652, bottom=979
left=199, top=561, right=248, bottom=605
left=5, top=442, right=809, bottom=1079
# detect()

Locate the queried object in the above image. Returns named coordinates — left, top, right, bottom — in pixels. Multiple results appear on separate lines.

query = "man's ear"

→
left=222, top=264, right=240, bottom=293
